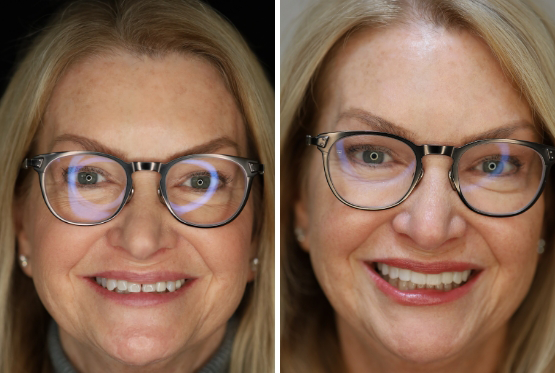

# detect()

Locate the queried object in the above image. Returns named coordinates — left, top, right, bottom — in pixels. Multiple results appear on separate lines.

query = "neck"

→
left=337, top=314, right=507, bottom=373
left=57, top=323, right=227, bottom=373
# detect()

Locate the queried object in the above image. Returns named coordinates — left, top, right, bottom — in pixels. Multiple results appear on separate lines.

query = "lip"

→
left=365, top=261, right=482, bottom=306
left=84, top=272, right=196, bottom=307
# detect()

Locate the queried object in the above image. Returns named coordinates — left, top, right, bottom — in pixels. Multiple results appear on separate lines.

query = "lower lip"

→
left=85, top=278, right=195, bottom=307
left=365, top=263, right=481, bottom=306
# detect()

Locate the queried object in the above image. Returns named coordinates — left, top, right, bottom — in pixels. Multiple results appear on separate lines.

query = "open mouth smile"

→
left=94, top=277, right=192, bottom=294
left=374, top=262, right=476, bottom=292
left=366, top=260, right=482, bottom=305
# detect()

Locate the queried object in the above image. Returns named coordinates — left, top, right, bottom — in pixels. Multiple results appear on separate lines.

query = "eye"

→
left=477, top=159, right=516, bottom=175
left=351, top=149, right=393, bottom=165
left=183, top=174, right=221, bottom=189
left=77, top=171, right=106, bottom=185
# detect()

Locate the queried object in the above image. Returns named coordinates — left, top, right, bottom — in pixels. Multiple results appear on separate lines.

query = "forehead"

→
left=317, top=23, right=537, bottom=145
left=39, top=51, right=246, bottom=160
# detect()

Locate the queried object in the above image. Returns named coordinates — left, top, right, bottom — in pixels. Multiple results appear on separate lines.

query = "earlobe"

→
left=247, top=257, right=259, bottom=282
left=13, top=201, right=33, bottom=277
left=294, top=197, right=311, bottom=252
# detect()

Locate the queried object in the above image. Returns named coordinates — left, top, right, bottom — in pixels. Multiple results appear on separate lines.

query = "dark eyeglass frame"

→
left=22, top=151, right=264, bottom=228
left=307, top=131, right=555, bottom=217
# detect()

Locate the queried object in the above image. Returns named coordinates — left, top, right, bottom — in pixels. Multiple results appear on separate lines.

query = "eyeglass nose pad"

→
left=416, top=169, right=424, bottom=185
left=448, top=170, right=457, bottom=191
left=157, top=187, right=165, bottom=205
left=125, top=187, right=135, bottom=205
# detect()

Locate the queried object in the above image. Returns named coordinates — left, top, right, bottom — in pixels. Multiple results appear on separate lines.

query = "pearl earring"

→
left=250, top=257, right=259, bottom=271
left=538, top=239, right=546, bottom=254
left=294, top=227, right=305, bottom=242
left=19, top=255, right=28, bottom=268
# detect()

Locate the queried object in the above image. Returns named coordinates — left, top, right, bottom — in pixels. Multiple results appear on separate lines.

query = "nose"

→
left=391, top=156, right=466, bottom=252
left=106, top=172, right=177, bottom=260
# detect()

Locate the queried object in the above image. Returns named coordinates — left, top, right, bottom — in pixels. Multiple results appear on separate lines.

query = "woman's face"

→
left=296, top=24, right=543, bottom=365
left=16, top=52, right=254, bottom=369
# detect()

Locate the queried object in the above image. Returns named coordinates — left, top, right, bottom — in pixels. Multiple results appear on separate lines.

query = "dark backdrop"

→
left=0, top=0, right=274, bottom=96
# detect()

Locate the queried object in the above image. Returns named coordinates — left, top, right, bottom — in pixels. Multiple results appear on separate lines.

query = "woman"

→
left=0, top=0, right=274, bottom=372
left=281, top=0, right=555, bottom=372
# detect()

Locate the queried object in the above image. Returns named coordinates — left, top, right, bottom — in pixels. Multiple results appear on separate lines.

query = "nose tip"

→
left=392, top=159, right=466, bottom=252
left=107, top=178, right=177, bottom=261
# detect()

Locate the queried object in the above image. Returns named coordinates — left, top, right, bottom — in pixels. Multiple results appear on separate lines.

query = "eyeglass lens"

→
left=328, top=134, right=545, bottom=215
left=43, top=154, right=247, bottom=225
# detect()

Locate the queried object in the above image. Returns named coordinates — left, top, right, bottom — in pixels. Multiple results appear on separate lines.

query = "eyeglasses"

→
left=307, top=131, right=555, bottom=217
left=22, top=151, right=264, bottom=227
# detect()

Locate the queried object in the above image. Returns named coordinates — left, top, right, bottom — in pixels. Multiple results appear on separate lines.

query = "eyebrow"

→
left=338, top=109, right=418, bottom=141
left=338, top=108, right=538, bottom=145
left=50, top=134, right=241, bottom=162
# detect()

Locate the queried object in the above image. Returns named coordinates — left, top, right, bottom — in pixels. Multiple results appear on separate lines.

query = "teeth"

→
left=442, top=272, right=453, bottom=285
left=117, top=280, right=127, bottom=292
left=167, top=281, right=176, bottom=292
left=411, top=271, right=426, bottom=285
left=389, top=266, right=399, bottom=279
left=399, top=269, right=411, bottom=282
left=142, top=284, right=155, bottom=293
left=156, top=282, right=167, bottom=292
left=94, top=277, right=187, bottom=294
left=107, top=279, right=117, bottom=291
left=375, top=263, right=474, bottom=292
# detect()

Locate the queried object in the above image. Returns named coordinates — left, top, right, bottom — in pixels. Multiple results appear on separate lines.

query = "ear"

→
left=246, top=230, right=260, bottom=282
left=294, top=193, right=311, bottom=252
left=12, top=198, right=33, bottom=277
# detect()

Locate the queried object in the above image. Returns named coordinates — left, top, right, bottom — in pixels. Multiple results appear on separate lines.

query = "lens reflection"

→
left=44, top=154, right=127, bottom=223
left=328, top=135, right=417, bottom=209
left=457, top=142, right=544, bottom=215
left=166, top=157, right=247, bottom=225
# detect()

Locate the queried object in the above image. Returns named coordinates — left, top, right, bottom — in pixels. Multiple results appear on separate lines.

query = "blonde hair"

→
left=0, top=1, right=274, bottom=372
left=281, top=0, right=555, bottom=372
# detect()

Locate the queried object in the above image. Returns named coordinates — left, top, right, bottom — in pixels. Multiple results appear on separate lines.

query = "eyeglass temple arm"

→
left=306, top=135, right=329, bottom=148
left=248, top=162, right=264, bottom=175
left=21, top=157, right=44, bottom=171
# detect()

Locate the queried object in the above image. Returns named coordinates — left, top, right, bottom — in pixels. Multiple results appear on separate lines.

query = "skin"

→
left=15, top=52, right=255, bottom=373
left=295, top=23, right=544, bottom=373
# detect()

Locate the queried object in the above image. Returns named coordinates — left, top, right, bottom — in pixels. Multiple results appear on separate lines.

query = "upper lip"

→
left=86, top=271, right=194, bottom=283
left=370, top=259, right=482, bottom=274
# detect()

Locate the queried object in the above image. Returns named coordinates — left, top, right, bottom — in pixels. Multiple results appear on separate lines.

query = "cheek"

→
left=482, top=198, right=544, bottom=308
left=306, top=169, right=391, bottom=311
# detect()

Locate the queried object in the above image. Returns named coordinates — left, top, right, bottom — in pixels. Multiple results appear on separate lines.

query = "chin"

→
left=104, top=330, right=177, bottom=366
left=375, top=320, right=465, bottom=365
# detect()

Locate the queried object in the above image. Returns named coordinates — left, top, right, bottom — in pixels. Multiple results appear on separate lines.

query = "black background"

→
left=0, top=0, right=275, bottom=96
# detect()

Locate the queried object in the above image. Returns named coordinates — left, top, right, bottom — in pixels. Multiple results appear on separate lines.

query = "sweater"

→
left=47, top=317, right=237, bottom=373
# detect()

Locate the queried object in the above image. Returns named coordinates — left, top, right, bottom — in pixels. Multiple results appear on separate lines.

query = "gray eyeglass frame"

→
left=22, top=151, right=264, bottom=228
left=307, top=131, right=555, bottom=217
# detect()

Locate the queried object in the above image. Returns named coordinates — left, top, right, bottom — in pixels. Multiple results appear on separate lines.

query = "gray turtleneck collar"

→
left=47, top=317, right=237, bottom=373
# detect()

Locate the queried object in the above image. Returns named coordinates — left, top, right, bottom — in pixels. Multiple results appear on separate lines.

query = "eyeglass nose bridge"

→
left=131, top=161, right=162, bottom=172
left=126, top=162, right=165, bottom=206
left=419, top=145, right=458, bottom=192
left=422, top=145, right=454, bottom=157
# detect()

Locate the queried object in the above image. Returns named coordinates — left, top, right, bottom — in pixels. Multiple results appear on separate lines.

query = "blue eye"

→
left=477, top=159, right=516, bottom=175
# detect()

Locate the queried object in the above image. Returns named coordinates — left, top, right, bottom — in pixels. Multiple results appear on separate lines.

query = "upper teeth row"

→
left=95, top=277, right=187, bottom=293
left=377, top=263, right=471, bottom=286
